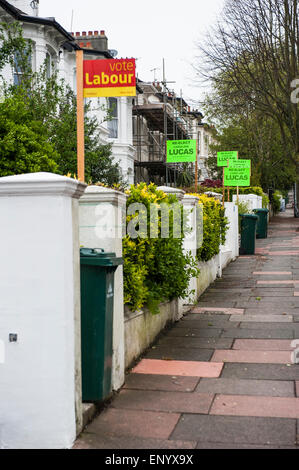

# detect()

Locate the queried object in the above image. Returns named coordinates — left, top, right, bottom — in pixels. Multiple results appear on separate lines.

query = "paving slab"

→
left=74, top=435, right=197, bottom=450
left=243, top=308, right=299, bottom=316
left=85, top=408, right=180, bottom=440
left=195, top=301, right=237, bottom=308
left=166, top=327, right=223, bottom=338
left=183, top=313, right=231, bottom=321
left=111, top=390, right=214, bottom=414
left=170, top=415, right=296, bottom=445
left=253, top=272, right=292, bottom=275
left=233, top=339, right=295, bottom=351
left=211, top=395, right=299, bottom=419
left=221, top=328, right=295, bottom=339
left=195, top=442, right=297, bottom=449
left=123, top=374, right=199, bottom=392
left=157, top=336, right=233, bottom=350
left=239, top=323, right=299, bottom=332
left=132, top=359, right=224, bottom=378
left=257, top=280, right=299, bottom=285
left=146, top=346, right=214, bottom=362
left=191, top=307, right=244, bottom=315
left=221, top=363, right=299, bottom=380
left=230, top=314, right=293, bottom=322
left=175, top=320, right=240, bottom=329
left=180, top=319, right=237, bottom=329
left=195, top=378, right=295, bottom=397
left=250, top=291, right=294, bottom=297
left=211, top=349, right=292, bottom=364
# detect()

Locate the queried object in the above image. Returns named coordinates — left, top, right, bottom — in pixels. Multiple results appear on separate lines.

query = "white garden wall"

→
left=0, top=173, right=86, bottom=449
left=233, top=194, right=262, bottom=211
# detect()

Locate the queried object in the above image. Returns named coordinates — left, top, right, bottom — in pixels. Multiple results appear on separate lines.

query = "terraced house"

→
left=0, top=0, right=136, bottom=184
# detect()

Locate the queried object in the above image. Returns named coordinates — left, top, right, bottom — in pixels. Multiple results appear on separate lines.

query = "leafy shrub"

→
left=189, top=193, right=229, bottom=262
left=235, top=200, right=251, bottom=232
left=262, top=194, right=269, bottom=209
left=272, top=191, right=282, bottom=214
left=200, top=178, right=223, bottom=188
left=0, top=95, right=58, bottom=176
left=123, top=183, right=199, bottom=313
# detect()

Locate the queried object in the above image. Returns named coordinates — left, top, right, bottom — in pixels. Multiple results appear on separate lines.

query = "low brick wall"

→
left=124, top=300, right=178, bottom=370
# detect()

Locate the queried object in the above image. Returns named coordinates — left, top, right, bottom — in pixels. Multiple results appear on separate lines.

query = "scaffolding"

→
left=133, top=67, right=196, bottom=186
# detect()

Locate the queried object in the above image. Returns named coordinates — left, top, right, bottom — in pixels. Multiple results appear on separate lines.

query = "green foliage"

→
left=262, top=194, right=269, bottom=208
left=0, top=95, right=58, bottom=176
left=123, top=183, right=199, bottom=313
left=207, top=118, right=296, bottom=191
left=49, top=89, right=123, bottom=185
left=272, top=191, right=282, bottom=214
left=0, top=21, right=123, bottom=185
left=189, top=194, right=229, bottom=262
left=235, top=200, right=251, bottom=233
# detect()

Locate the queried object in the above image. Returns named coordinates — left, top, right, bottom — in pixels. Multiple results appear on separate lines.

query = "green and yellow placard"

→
left=217, top=151, right=238, bottom=167
left=166, top=140, right=197, bottom=163
left=224, top=167, right=251, bottom=187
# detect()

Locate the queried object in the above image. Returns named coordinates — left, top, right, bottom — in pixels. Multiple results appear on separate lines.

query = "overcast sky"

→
left=39, top=0, right=224, bottom=108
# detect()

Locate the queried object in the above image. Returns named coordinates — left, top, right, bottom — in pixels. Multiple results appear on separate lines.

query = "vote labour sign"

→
left=224, top=167, right=251, bottom=187
left=217, top=151, right=238, bottom=167
left=83, top=58, right=136, bottom=98
left=166, top=140, right=197, bottom=163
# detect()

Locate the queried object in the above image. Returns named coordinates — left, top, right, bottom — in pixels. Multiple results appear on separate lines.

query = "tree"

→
left=0, top=94, right=58, bottom=176
left=0, top=21, right=123, bottom=185
left=205, top=112, right=296, bottom=191
left=196, top=0, right=299, bottom=210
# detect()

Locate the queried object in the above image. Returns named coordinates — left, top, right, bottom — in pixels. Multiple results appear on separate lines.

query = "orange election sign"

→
left=83, top=58, right=136, bottom=98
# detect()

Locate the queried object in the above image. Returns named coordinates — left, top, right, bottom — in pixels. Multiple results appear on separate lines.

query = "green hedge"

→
left=123, top=183, right=199, bottom=313
left=189, top=193, right=229, bottom=262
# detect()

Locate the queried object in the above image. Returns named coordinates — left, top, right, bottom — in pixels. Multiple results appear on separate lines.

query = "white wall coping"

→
left=80, top=185, right=127, bottom=207
left=182, top=195, right=200, bottom=206
left=0, top=172, right=86, bottom=199
left=157, top=186, right=185, bottom=201
left=204, top=191, right=223, bottom=201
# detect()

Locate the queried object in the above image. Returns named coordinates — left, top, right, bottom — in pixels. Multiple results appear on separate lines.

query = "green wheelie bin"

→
left=253, top=208, right=269, bottom=239
left=80, top=248, right=123, bottom=402
left=240, top=214, right=258, bottom=255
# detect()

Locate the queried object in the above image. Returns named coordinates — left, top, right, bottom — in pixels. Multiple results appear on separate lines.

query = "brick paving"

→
left=74, top=209, right=299, bottom=449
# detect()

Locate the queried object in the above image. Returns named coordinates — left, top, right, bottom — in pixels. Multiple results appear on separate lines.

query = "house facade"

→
left=0, top=0, right=136, bottom=184
left=133, top=80, right=211, bottom=186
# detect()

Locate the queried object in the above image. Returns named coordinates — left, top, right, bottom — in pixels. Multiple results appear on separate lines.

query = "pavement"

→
left=74, top=209, right=299, bottom=450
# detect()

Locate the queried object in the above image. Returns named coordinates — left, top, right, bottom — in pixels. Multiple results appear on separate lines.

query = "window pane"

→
left=108, top=119, right=118, bottom=138
left=108, top=97, right=118, bottom=118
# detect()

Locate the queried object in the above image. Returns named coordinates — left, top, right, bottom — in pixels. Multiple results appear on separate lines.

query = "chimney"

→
left=73, top=29, right=108, bottom=52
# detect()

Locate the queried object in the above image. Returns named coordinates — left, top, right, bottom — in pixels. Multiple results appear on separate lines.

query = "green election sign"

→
left=229, top=159, right=251, bottom=169
left=167, top=140, right=197, bottom=163
left=217, top=151, right=238, bottom=167
left=224, top=167, right=251, bottom=187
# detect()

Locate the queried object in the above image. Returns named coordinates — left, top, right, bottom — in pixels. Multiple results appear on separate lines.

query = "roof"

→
left=0, top=0, right=112, bottom=57
left=0, top=0, right=78, bottom=45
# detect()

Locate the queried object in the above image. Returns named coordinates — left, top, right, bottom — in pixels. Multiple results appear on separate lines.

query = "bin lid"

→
left=253, top=208, right=269, bottom=214
left=240, top=213, right=258, bottom=219
left=80, top=248, right=123, bottom=267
